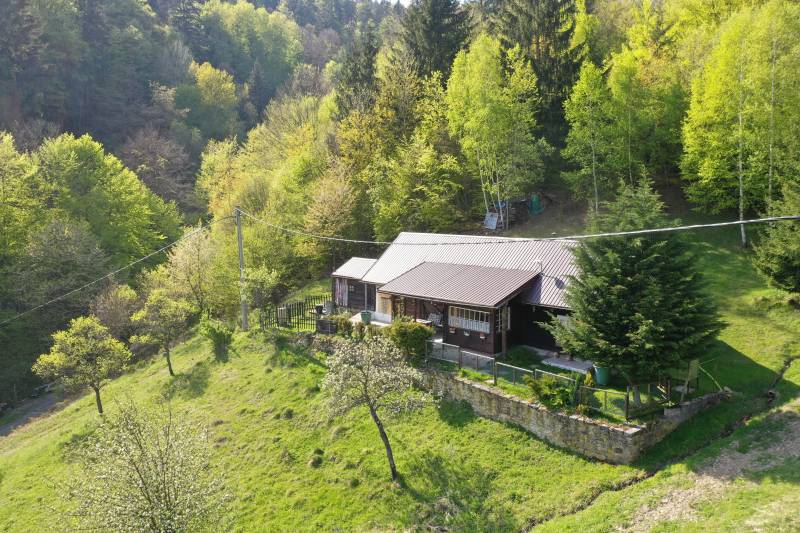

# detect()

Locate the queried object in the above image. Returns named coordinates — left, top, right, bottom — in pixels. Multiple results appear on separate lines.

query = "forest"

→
left=2, top=0, right=800, bottom=402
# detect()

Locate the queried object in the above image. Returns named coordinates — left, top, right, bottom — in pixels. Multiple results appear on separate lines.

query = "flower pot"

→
left=593, top=365, right=611, bottom=386
left=360, top=310, right=372, bottom=325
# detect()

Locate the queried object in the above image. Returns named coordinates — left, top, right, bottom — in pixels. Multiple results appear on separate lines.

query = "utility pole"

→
left=235, top=206, right=249, bottom=331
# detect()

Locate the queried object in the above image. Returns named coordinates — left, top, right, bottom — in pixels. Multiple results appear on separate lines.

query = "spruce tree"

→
left=335, top=21, right=380, bottom=118
left=494, top=0, right=578, bottom=144
left=547, top=179, right=721, bottom=397
left=755, top=182, right=800, bottom=294
left=401, top=0, right=470, bottom=79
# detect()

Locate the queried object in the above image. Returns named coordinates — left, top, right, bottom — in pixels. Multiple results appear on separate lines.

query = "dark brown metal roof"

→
left=378, top=262, right=541, bottom=308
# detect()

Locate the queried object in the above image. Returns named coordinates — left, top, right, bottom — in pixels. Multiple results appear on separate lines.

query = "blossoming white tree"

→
left=321, top=336, right=428, bottom=481
left=65, top=401, right=227, bottom=531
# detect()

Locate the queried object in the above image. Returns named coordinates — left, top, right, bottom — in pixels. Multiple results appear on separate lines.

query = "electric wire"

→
left=237, top=208, right=800, bottom=245
left=0, top=217, right=232, bottom=329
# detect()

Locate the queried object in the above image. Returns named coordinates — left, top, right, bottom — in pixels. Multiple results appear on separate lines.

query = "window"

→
left=448, top=306, right=490, bottom=334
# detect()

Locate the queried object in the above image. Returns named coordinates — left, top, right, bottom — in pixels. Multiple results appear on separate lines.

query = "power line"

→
left=0, top=217, right=231, bottom=329
left=238, top=208, right=800, bottom=245
left=553, top=215, right=800, bottom=241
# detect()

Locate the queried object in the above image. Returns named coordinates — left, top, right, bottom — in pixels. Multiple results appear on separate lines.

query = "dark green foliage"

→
left=755, top=182, right=800, bottom=294
left=335, top=21, right=379, bottom=118
left=332, top=313, right=354, bottom=338
left=386, top=316, right=433, bottom=361
left=200, top=316, right=234, bottom=361
left=401, top=0, right=470, bottom=78
left=494, top=0, right=579, bottom=144
left=525, top=375, right=575, bottom=410
left=547, top=179, right=721, bottom=385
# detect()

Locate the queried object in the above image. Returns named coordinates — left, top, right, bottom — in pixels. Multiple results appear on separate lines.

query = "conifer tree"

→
left=494, top=0, right=579, bottom=143
left=755, top=182, right=800, bottom=294
left=547, top=179, right=721, bottom=401
left=401, top=0, right=470, bottom=79
left=335, top=21, right=379, bottom=118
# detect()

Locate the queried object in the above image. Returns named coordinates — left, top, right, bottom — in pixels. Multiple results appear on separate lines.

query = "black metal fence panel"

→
left=258, top=295, right=330, bottom=332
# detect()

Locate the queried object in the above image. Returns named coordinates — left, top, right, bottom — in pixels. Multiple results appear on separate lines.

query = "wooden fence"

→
left=258, top=295, right=330, bottom=332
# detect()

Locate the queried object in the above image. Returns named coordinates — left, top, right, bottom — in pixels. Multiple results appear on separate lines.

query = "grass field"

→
left=1, top=210, right=799, bottom=531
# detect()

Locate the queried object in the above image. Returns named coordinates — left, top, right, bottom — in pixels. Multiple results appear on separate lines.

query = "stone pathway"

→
left=542, top=356, right=594, bottom=374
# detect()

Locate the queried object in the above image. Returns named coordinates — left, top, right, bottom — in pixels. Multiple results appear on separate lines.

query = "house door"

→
left=366, top=285, right=376, bottom=311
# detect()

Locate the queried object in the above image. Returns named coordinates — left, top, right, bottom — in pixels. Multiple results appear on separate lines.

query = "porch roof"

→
left=378, top=262, right=539, bottom=308
left=331, top=257, right=377, bottom=280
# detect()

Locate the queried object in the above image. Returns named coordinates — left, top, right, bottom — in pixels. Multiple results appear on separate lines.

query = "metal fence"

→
left=425, top=340, right=684, bottom=421
left=258, top=295, right=330, bottom=332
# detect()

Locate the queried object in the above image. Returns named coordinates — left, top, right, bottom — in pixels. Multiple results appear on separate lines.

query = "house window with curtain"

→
left=448, top=306, right=490, bottom=333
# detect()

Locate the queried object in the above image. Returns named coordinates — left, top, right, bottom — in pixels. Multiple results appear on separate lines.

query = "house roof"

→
left=378, top=262, right=541, bottom=308
left=331, top=257, right=377, bottom=280
left=365, top=232, right=577, bottom=309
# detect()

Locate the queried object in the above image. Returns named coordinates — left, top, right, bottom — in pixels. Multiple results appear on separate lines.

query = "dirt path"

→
left=0, top=393, right=66, bottom=438
left=621, top=403, right=800, bottom=532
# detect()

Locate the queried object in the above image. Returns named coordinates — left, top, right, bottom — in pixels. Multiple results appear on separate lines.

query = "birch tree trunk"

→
left=738, top=59, right=748, bottom=248
left=767, top=35, right=777, bottom=209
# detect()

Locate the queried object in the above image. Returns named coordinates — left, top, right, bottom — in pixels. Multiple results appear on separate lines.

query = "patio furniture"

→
left=669, top=359, right=700, bottom=403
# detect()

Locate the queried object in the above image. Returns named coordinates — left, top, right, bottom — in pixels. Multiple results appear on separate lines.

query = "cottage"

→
left=331, top=232, right=578, bottom=356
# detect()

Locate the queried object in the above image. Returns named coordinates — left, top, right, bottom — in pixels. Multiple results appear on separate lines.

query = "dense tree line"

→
left=2, top=0, right=800, bottom=402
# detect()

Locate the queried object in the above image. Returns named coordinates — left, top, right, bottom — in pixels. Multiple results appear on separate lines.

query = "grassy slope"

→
left=513, top=205, right=800, bottom=530
left=0, top=333, right=642, bottom=532
left=2, top=208, right=799, bottom=531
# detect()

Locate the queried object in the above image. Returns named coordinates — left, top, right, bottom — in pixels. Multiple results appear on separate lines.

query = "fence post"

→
left=493, top=360, right=497, bottom=385
left=625, top=387, right=630, bottom=420
left=458, top=349, right=462, bottom=369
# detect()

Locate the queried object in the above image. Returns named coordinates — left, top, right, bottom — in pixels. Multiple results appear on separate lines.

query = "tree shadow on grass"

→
left=435, top=399, right=477, bottom=427
left=161, top=360, right=211, bottom=400
left=399, top=452, right=514, bottom=531
left=267, top=334, right=326, bottom=369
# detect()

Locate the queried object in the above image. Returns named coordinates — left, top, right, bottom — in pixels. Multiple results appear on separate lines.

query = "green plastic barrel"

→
left=360, top=311, right=372, bottom=325
left=593, top=365, right=611, bottom=386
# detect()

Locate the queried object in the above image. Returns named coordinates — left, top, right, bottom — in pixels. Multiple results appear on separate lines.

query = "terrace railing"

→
left=425, top=340, right=689, bottom=421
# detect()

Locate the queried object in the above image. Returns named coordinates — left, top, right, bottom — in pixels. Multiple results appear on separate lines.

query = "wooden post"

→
left=235, top=206, right=249, bottom=331
left=493, top=359, right=497, bottom=385
left=458, top=348, right=462, bottom=369
left=625, top=387, right=630, bottom=420
left=501, top=305, right=508, bottom=358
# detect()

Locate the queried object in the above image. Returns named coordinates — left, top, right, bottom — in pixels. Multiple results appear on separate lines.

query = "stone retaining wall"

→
left=425, top=370, right=727, bottom=464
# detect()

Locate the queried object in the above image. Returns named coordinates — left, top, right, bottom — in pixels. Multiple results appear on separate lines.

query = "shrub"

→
left=354, top=321, right=366, bottom=341
left=525, top=375, right=575, bottom=410
left=330, top=313, right=353, bottom=338
left=386, top=317, right=433, bottom=361
left=200, top=316, right=234, bottom=361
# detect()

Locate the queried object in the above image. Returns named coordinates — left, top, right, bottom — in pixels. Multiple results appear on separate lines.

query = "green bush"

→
left=354, top=321, right=366, bottom=341
left=200, top=317, right=234, bottom=361
left=331, top=314, right=354, bottom=338
left=386, top=317, right=433, bottom=361
left=525, top=375, right=575, bottom=410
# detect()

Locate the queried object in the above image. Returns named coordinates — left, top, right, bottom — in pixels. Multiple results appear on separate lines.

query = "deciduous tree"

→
left=131, top=290, right=193, bottom=377
left=64, top=401, right=227, bottom=531
left=755, top=182, right=800, bottom=294
left=32, top=316, right=131, bottom=414
left=321, top=336, right=428, bottom=481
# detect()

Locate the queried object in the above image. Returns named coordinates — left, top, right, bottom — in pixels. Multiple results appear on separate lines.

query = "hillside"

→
left=1, top=225, right=799, bottom=531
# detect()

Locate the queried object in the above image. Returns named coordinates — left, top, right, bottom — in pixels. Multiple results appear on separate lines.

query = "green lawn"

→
left=0, top=331, right=643, bottom=531
left=2, top=214, right=799, bottom=531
